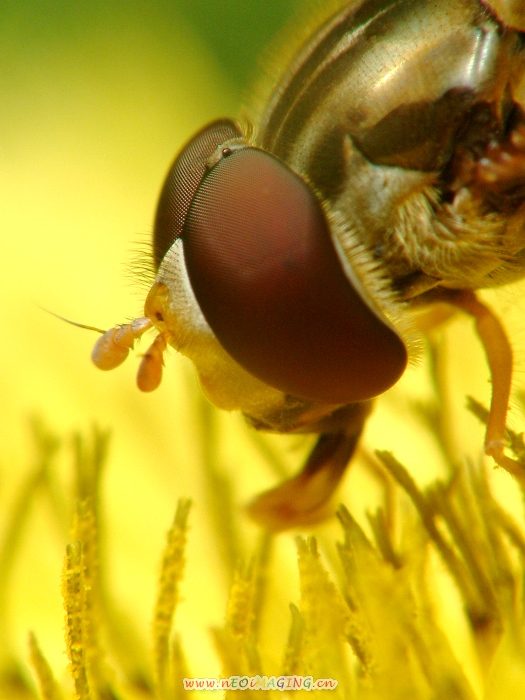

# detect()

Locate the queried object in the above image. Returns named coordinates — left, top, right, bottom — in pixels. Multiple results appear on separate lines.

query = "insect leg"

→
left=247, top=402, right=372, bottom=531
left=447, top=290, right=512, bottom=462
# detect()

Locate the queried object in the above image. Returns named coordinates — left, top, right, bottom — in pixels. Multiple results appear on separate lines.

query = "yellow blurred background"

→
left=2, top=0, right=525, bottom=694
left=0, top=0, right=315, bottom=684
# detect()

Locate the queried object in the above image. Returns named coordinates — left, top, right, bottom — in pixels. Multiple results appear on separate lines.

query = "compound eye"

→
left=183, top=148, right=408, bottom=404
left=152, top=118, right=243, bottom=269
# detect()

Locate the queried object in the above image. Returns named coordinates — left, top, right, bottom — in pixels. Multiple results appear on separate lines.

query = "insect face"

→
left=91, top=0, right=525, bottom=529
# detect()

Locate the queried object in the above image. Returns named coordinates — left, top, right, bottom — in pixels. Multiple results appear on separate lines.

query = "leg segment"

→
left=247, top=402, right=372, bottom=531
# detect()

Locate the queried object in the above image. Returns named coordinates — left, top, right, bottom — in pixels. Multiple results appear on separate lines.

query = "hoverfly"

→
left=91, top=0, right=525, bottom=530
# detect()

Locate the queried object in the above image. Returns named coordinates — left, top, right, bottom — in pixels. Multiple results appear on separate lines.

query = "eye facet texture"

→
left=153, top=118, right=242, bottom=269
left=183, top=148, right=407, bottom=404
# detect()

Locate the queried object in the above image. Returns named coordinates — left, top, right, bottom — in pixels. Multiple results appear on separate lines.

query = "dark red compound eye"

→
left=182, top=147, right=408, bottom=405
left=153, top=118, right=243, bottom=269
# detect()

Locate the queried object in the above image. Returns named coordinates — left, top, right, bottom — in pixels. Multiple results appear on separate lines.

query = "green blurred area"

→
left=0, top=0, right=304, bottom=94
left=0, top=0, right=309, bottom=227
left=175, top=0, right=306, bottom=85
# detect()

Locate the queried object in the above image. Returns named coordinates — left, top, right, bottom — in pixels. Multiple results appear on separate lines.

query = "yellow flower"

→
left=1, top=396, right=525, bottom=700
left=3, top=2, right=525, bottom=699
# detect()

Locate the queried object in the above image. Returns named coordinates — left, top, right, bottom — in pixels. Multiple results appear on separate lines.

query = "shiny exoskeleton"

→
left=92, top=0, right=525, bottom=529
